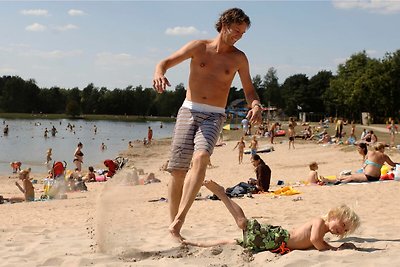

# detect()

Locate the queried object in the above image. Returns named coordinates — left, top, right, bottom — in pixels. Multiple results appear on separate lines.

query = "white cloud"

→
left=0, top=46, right=13, bottom=53
left=332, top=0, right=400, bottom=14
left=0, top=67, right=17, bottom=73
left=0, top=44, right=31, bottom=54
left=25, top=23, right=46, bottom=32
left=165, top=26, right=205, bottom=36
left=333, top=57, right=348, bottom=66
left=39, top=50, right=83, bottom=59
left=18, top=49, right=83, bottom=59
left=333, top=50, right=379, bottom=65
left=53, top=24, right=79, bottom=32
left=20, top=9, right=49, bottom=16
left=366, top=49, right=378, bottom=56
left=95, top=52, right=152, bottom=68
left=68, top=9, right=87, bottom=16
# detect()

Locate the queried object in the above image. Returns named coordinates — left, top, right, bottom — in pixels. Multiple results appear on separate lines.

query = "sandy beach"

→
left=1, top=130, right=400, bottom=267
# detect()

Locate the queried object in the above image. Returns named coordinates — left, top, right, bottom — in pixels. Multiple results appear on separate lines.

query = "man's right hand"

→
left=246, top=106, right=262, bottom=126
left=152, top=74, right=171, bottom=93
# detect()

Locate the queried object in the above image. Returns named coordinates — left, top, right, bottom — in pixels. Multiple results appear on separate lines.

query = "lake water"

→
left=0, top=118, right=175, bottom=175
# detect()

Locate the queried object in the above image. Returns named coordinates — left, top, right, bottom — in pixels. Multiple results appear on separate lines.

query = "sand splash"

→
left=95, top=168, right=179, bottom=261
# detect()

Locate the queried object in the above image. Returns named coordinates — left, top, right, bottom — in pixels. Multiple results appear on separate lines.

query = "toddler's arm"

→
left=15, top=182, right=25, bottom=193
left=310, top=218, right=337, bottom=251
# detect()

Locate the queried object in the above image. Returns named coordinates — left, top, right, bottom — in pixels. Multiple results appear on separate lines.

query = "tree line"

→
left=0, top=49, right=399, bottom=122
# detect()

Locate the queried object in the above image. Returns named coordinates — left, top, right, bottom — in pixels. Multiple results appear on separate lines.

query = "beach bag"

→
left=225, top=182, right=256, bottom=197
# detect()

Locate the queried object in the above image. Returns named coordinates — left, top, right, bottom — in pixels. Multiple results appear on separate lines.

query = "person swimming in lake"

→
left=184, top=180, right=360, bottom=253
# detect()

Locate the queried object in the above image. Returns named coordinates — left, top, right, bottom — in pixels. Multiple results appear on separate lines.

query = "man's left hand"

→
left=246, top=106, right=262, bottom=125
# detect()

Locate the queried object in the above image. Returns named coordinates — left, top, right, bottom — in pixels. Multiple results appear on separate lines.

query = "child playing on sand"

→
left=6, top=169, right=35, bottom=203
left=84, top=166, right=96, bottom=182
left=288, top=118, right=297, bottom=149
left=233, top=136, right=246, bottom=164
left=45, top=148, right=52, bottom=170
left=184, top=180, right=360, bottom=253
left=308, top=162, right=333, bottom=185
left=249, top=136, right=258, bottom=155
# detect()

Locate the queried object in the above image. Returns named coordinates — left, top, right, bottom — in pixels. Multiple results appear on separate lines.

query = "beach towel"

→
left=272, top=186, right=301, bottom=196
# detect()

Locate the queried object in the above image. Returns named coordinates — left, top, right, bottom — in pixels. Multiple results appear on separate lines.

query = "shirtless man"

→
left=152, top=8, right=262, bottom=241
left=269, top=122, right=277, bottom=144
left=184, top=180, right=360, bottom=252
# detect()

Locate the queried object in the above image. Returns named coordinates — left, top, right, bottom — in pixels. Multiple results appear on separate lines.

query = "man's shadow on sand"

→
left=332, top=237, right=400, bottom=252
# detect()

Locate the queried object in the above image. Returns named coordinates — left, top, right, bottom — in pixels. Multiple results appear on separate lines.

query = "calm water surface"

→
left=0, top=118, right=175, bottom=175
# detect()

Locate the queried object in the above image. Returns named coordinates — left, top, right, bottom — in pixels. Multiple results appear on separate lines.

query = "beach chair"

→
left=114, top=156, right=128, bottom=169
left=103, top=157, right=128, bottom=178
left=104, top=159, right=117, bottom=177
left=52, top=161, right=67, bottom=179
left=41, top=161, right=67, bottom=199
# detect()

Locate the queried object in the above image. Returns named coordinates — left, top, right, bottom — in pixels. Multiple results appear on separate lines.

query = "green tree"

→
left=307, top=70, right=333, bottom=113
left=328, top=51, right=385, bottom=120
left=65, top=87, right=82, bottom=117
left=81, top=83, right=101, bottom=114
left=382, top=50, right=400, bottom=118
left=262, top=67, right=282, bottom=108
left=0, top=76, right=40, bottom=112
left=38, top=87, right=67, bottom=113
left=281, top=74, right=309, bottom=116
left=252, top=74, right=264, bottom=103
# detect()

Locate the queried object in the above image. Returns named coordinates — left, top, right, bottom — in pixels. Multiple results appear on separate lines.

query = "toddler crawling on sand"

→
left=184, top=180, right=360, bottom=253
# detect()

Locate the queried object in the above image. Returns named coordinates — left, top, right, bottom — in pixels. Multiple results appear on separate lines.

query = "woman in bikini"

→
left=73, top=142, right=84, bottom=172
left=339, top=142, right=397, bottom=183
left=357, top=142, right=368, bottom=162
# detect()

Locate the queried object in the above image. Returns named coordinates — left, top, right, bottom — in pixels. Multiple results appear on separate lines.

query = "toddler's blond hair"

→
left=323, top=204, right=360, bottom=239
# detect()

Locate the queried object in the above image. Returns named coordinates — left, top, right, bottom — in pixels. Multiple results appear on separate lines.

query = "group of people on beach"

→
left=309, top=141, right=398, bottom=185
left=152, top=7, right=361, bottom=254
left=3, top=133, right=116, bottom=203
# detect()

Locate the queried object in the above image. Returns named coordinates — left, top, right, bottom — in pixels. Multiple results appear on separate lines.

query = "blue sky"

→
left=0, top=1, right=399, bottom=90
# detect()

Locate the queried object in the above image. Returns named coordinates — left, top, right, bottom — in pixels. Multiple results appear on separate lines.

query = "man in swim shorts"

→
left=153, top=8, right=262, bottom=241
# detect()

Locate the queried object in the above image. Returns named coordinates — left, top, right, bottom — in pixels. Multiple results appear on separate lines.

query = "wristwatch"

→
left=252, top=103, right=263, bottom=109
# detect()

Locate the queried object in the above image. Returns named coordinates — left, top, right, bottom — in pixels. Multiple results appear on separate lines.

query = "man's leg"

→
left=203, top=180, right=247, bottom=230
left=169, top=150, right=209, bottom=240
left=168, top=170, right=186, bottom=222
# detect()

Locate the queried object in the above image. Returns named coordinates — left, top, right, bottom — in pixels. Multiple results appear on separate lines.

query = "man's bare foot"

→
left=203, top=180, right=225, bottom=197
left=169, top=219, right=185, bottom=242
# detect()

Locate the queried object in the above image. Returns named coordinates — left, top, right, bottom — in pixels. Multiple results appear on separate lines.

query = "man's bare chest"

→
left=192, top=53, right=238, bottom=76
